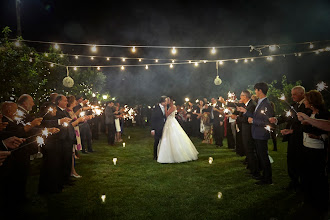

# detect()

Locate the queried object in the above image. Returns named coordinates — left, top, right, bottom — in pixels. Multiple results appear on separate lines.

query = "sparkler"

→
left=10, top=136, right=45, bottom=152
left=285, top=110, right=292, bottom=118
left=42, top=107, right=54, bottom=117
left=264, top=125, right=273, bottom=133
left=63, top=122, right=69, bottom=127
left=278, top=94, right=298, bottom=115
left=316, top=81, right=330, bottom=93
left=16, top=110, right=25, bottom=117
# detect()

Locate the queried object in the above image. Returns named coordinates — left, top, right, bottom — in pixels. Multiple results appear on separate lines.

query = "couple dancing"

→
left=151, top=96, right=199, bottom=163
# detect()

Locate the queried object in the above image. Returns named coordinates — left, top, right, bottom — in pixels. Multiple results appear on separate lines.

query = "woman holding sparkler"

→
left=301, top=90, right=329, bottom=213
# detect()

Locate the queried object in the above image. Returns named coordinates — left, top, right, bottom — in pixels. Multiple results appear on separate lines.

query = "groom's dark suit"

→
left=151, top=104, right=166, bottom=160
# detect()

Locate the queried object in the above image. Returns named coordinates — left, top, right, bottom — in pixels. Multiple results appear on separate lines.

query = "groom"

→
left=150, top=96, right=168, bottom=160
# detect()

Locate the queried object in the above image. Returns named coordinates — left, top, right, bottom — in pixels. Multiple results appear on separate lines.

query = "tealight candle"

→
left=128, top=136, right=130, bottom=139
left=209, top=157, right=213, bottom=164
left=218, top=192, right=222, bottom=199
left=113, top=158, right=117, bottom=165
left=101, top=194, right=106, bottom=202
left=123, top=143, right=126, bottom=147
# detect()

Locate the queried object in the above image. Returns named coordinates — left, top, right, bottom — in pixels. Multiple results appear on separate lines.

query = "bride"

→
left=157, top=97, right=199, bottom=163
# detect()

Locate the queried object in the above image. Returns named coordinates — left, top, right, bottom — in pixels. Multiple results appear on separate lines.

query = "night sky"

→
left=1, top=0, right=330, bottom=104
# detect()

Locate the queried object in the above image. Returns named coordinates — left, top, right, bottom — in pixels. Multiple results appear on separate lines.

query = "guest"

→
left=201, top=104, right=212, bottom=144
left=301, top=90, right=329, bottom=213
left=66, top=95, right=83, bottom=178
left=298, top=112, right=330, bottom=131
left=105, top=101, right=116, bottom=145
left=269, top=86, right=310, bottom=191
left=237, top=82, right=275, bottom=185
left=49, top=93, right=58, bottom=104
left=210, top=98, right=224, bottom=147
left=114, top=105, right=123, bottom=142
left=193, top=100, right=205, bottom=140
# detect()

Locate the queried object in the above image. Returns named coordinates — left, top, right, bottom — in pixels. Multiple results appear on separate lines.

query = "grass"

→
left=20, top=126, right=317, bottom=219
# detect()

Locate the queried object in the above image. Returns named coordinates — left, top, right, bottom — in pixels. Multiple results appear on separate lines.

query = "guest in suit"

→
left=269, top=86, right=311, bottom=191
left=238, top=82, right=275, bottom=185
left=236, top=90, right=259, bottom=178
left=151, top=96, right=167, bottom=160
left=210, top=98, right=224, bottom=147
left=105, top=101, right=116, bottom=145
left=301, top=90, right=329, bottom=213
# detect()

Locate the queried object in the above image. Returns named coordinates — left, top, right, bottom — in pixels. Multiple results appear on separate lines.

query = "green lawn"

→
left=21, top=127, right=315, bottom=219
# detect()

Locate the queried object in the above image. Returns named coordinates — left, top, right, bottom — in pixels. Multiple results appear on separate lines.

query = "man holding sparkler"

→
left=269, top=86, right=310, bottom=191
left=237, top=82, right=274, bottom=185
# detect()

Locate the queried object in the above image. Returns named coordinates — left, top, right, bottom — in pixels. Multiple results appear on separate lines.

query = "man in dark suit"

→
left=55, top=95, right=76, bottom=186
left=210, top=98, right=224, bottom=147
left=269, top=86, right=311, bottom=190
left=151, top=96, right=167, bottom=160
left=235, top=90, right=259, bottom=178
left=105, top=101, right=116, bottom=145
left=238, top=82, right=275, bottom=185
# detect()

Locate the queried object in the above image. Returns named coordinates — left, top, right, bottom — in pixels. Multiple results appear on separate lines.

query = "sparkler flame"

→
left=63, top=122, right=69, bottom=127
left=316, top=81, right=328, bottom=92
left=264, top=125, right=272, bottom=132
left=41, top=128, right=50, bottom=138
left=36, top=136, right=45, bottom=147
left=16, top=110, right=25, bottom=117
left=279, top=94, right=286, bottom=101
left=285, top=110, right=292, bottom=117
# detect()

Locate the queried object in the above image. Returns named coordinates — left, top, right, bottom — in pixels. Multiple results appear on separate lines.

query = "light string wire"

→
left=10, top=38, right=330, bottom=49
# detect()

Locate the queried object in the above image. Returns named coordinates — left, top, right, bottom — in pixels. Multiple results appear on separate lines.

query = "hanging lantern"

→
left=214, top=62, right=222, bottom=85
left=63, top=66, right=74, bottom=87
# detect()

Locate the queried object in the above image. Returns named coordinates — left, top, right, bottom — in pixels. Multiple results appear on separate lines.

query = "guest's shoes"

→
left=255, top=180, right=273, bottom=185
left=81, top=150, right=89, bottom=154
left=71, top=173, right=82, bottom=178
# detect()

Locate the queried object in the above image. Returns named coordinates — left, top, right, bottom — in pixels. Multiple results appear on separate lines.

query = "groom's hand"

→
left=151, top=130, right=155, bottom=136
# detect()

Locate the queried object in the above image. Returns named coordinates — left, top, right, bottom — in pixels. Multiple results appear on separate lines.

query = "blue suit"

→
left=244, top=97, right=274, bottom=183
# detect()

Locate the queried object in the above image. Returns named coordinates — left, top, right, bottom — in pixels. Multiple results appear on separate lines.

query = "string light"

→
left=189, top=60, right=192, bottom=63
left=170, top=63, right=173, bottom=68
left=145, top=65, right=148, bottom=69
left=172, top=60, right=175, bottom=63
left=267, top=56, right=274, bottom=61
left=203, top=60, right=207, bottom=63
left=155, top=59, right=158, bottom=62
left=121, top=66, right=125, bottom=70
left=91, top=45, right=97, bottom=52
left=211, top=47, right=216, bottom=54
left=194, top=62, right=199, bottom=67
left=91, top=56, right=94, bottom=60
left=75, top=55, right=79, bottom=59
left=244, top=59, right=248, bottom=63
left=74, top=67, right=77, bottom=71
left=251, top=58, right=254, bottom=61
left=269, top=45, right=277, bottom=51
left=235, top=59, right=238, bottom=63
left=29, top=58, right=33, bottom=62
left=219, top=60, right=223, bottom=65
left=132, top=46, right=136, bottom=53
left=50, top=63, right=54, bottom=67
left=60, top=54, right=64, bottom=58
left=171, top=47, right=176, bottom=54
left=122, top=58, right=126, bottom=62
left=54, top=43, right=59, bottom=50
left=97, top=66, right=100, bottom=70
left=44, top=53, right=48, bottom=57
left=309, top=42, right=314, bottom=49
left=107, top=57, right=110, bottom=61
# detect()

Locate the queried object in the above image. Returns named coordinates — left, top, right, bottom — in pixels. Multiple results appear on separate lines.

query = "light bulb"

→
left=97, top=67, right=100, bottom=70
left=211, top=47, right=216, bottom=54
left=14, top=40, right=20, bottom=47
left=155, top=59, right=158, bottom=62
left=235, top=59, right=238, bottom=63
left=122, top=58, right=126, bottom=62
left=219, top=60, right=223, bottom=65
left=60, top=54, right=64, bottom=58
left=75, top=55, right=79, bottom=59
left=251, top=58, right=254, bottom=62
left=194, top=62, right=198, bottom=67
left=74, top=67, right=77, bottom=71
left=189, top=60, right=192, bottom=63
left=170, top=64, right=173, bottom=68
left=50, top=63, right=54, bottom=67
left=132, top=46, right=136, bottom=53
left=107, top=57, right=110, bottom=61
left=45, top=53, right=48, bottom=57
left=244, top=59, right=248, bottom=63
left=172, top=60, right=175, bottom=63
left=171, top=47, right=176, bottom=54
left=54, top=43, right=59, bottom=50
left=269, top=45, right=276, bottom=51
left=267, top=56, right=274, bottom=61
left=309, top=43, right=314, bottom=49
left=91, top=45, right=97, bottom=52
left=203, top=60, right=207, bottom=63
left=145, top=65, right=148, bottom=69
left=91, top=56, right=94, bottom=60
left=121, top=66, right=125, bottom=70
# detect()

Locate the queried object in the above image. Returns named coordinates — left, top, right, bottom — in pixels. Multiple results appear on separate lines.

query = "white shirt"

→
left=159, top=104, right=165, bottom=116
left=303, top=114, right=327, bottom=149
left=255, top=97, right=267, bottom=112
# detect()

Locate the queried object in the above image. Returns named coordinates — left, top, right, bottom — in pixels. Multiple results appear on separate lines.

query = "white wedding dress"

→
left=157, top=109, right=199, bottom=163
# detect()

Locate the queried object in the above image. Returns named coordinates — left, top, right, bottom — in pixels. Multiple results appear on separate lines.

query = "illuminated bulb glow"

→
left=75, top=55, right=79, bottom=59
left=122, top=58, right=126, bottom=62
left=97, top=67, right=100, bottom=70
left=102, top=95, right=107, bottom=100
left=145, top=65, right=148, bottom=69
left=121, top=66, right=125, bottom=70
left=101, top=195, right=106, bottom=203
left=235, top=59, right=238, bottom=63
left=267, top=56, right=274, bottom=61
left=251, top=58, right=254, bottom=61
left=54, top=43, right=59, bottom=50
left=203, top=60, right=207, bottom=63
left=309, top=43, right=314, bottom=49
left=244, top=59, right=248, bottom=63
left=91, top=45, right=97, bottom=52
left=185, top=98, right=189, bottom=102
left=172, top=60, right=175, bottom=63
left=45, top=53, right=48, bottom=57
left=91, top=56, right=94, bottom=60
left=194, top=62, right=198, bottom=67
left=74, top=67, right=77, bottom=71
left=219, top=60, right=223, bottom=65
left=50, top=63, right=54, bottom=67
left=171, top=47, right=176, bottom=54
left=189, top=60, right=192, bottom=63
left=139, top=59, right=142, bottom=62
left=14, top=41, right=20, bottom=47
left=113, top=158, right=117, bottom=165
left=269, top=45, right=276, bottom=51
left=170, top=64, right=173, bottom=68
left=132, top=46, right=136, bottom=53
left=211, top=47, right=216, bottom=54
left=155, top=59, right=158, bottom=62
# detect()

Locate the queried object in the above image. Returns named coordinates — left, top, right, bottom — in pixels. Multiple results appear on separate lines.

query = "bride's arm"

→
left=166, top=106, right=176, bottom=117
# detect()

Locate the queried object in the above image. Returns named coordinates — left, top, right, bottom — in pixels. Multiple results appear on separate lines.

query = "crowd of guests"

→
left=0, top=93, right=101, bottom=213
left=173, top=82, right=329, bottom=215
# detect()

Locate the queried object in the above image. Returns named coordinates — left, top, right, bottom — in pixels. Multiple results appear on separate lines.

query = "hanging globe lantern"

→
left=63, top=66, right=74, bottom=87
left=214, top=75, right=222, bottom=85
